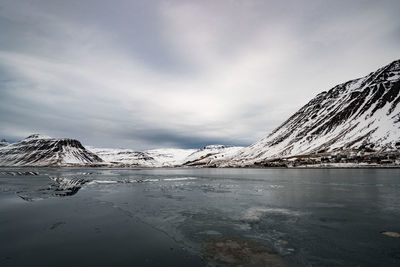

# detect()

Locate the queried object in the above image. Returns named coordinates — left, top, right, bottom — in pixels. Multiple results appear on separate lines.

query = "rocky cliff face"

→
left=0, top=134, right=103, bottom=166
left=225, top=59, right=400, bottom=166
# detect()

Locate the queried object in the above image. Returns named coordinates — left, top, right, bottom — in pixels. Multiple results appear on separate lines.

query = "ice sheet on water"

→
left=243, top=207, right=304, bottom=222
left=2, top=168, right=400, bottom=266
left=163, top=177, right=197, bottom=181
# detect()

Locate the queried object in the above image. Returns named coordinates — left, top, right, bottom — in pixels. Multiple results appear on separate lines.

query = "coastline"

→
left=0, top=165, right=399, bottom=169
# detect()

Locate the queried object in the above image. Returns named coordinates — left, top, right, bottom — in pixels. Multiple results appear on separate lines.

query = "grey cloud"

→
left=0, top=0, right=399, bottom=150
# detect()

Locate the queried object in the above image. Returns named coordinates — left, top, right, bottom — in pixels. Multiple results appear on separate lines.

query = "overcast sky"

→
left=0, top=0, right=399, bottom=149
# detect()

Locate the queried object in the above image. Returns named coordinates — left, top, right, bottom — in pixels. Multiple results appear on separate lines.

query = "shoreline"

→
left=0, top=165, right=400, bottom=169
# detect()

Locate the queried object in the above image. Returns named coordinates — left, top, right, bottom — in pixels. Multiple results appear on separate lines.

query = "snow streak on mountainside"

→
left=226, top=59, right=400, bottom=166
left=0, top=134, right=103, bottom=166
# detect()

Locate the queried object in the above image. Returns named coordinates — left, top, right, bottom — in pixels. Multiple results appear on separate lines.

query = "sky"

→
left=0, top=0, right=399, bottom=149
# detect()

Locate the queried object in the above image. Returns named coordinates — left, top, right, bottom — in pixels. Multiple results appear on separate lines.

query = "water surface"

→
left=1, top=168, right=399, bottom=266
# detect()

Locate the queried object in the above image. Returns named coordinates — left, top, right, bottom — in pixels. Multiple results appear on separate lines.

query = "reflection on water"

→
left=16, top=177, right=88, bottom=201
left=0, top=171, right=39, bottom=176
left=1, top=167, right=400, bottom=266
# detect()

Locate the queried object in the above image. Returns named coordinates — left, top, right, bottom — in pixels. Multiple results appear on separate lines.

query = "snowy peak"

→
left=228, top=59, right=400, bottom=166
left=0, top=134, right=103, bottom=166
left=23, top=134, right=52, bottom=140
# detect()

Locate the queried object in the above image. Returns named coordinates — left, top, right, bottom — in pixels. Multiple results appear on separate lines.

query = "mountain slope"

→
left=226, top=59, right=400, bottom=166
left=0, top=134, right=103, bottom=166
left=0, top=139, right=9, bottom=147
left=182, top=145, right=244, bottom=167
left=146, top=148, right=197, bottom=167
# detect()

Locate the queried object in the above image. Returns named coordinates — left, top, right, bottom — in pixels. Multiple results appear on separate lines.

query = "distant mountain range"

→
left=0, top=60, right=399, bottom=167
left=87, top=145, right=243, bottom=167
left=0, top=134, right=243, bottom=167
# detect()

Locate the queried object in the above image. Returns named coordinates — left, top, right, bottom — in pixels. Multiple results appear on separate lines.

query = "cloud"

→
left=0, top=0, right=399, bottom=149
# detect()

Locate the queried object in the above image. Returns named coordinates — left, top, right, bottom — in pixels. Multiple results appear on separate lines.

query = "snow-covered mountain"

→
left=146, top=148, right=197, bottom=166
left=0, top=134, right=242, bottom=167
left=87, top=146, right=243, bottom=167
left=0, top=134, right=103, bottom=166
left=0, top=139, right=9, bottom=147
left=86, top=147, right=198, bottom=167
left=224, top=59, right=400, bottom=166
left=88, top=147, right=158, bottom=167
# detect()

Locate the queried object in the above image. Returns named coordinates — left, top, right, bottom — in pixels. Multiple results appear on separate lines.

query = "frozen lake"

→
left=1, top=168, right=400, bottom=266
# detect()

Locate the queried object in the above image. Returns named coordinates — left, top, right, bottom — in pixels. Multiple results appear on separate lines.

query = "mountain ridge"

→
left=0, top=135, right=243, bottom=167
left=0, top=134, right=103, bottom=166
left=220, top=59, right=400, bottom=166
